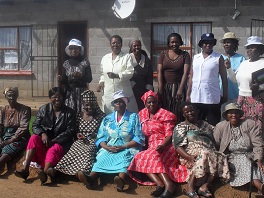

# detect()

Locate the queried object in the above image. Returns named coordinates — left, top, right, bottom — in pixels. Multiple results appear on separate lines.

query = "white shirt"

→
left=191, top=51, right=222, bottom=104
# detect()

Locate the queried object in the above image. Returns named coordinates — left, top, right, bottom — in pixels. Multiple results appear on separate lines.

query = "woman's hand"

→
left=257, top=160, right=264, bottom=174
left=250, top=81, right=259, bottom=91
left=77, top=133, right=85, bottom=140
left=106, top=145, right=126, bottom=153
left=156, top=144, right=165, bottom=153
left=41, top=133, right=49, bottom=147
left=107, top=72, right=119, bottom=79
left=224, top=57, right=231, bottom=69
left=72, top=71, right=83, bottom=78
left=57, top=75, right=62, bottom=81
left=186, top=154, right=196, bottom=164
left=176, top=90, right=184, bottom=101
left=97, top=82, right=104, bottom=92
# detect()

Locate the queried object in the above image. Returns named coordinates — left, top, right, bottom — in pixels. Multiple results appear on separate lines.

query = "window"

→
left=151, top=22, right=212, bottom=72
left=0, top=26, right=31, bottom=72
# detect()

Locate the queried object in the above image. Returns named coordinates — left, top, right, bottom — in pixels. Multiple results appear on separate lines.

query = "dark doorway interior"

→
left=57, top=21, right=87, bottom=78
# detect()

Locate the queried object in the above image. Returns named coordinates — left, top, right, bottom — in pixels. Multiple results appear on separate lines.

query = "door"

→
left=57, top=21, right=87, bottom=86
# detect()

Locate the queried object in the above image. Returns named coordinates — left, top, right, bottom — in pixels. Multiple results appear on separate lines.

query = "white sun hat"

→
left=244, top=36, right=264, bottom=47
left=65, top=38, right=84, bottom=56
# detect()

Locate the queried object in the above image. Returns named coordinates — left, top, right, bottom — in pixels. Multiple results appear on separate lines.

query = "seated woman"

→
left=77, top=91, right=144, bottom=192
left=128, top=90, right=188, bottom=198
left=14, top=87, right=76, bottom=185
left=173, top=102, right=230, bottom=198
left=214, top=103, right=264, bottom=198
left=51, top=90, right=105, bottom=177
left=0, top=87, right=31, bottom=171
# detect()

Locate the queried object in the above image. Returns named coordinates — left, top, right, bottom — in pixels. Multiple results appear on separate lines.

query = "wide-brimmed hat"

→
left=111, top=90, right=130, bottom=106
left=244, top=36, right=264, bottom=47
left=222, top=103, right=244, bottom=119
left=65, top=38, right=84, bottom=56
left=198, top=33, right=217, bottom=47
left=219, top=32, right=240, bottom=43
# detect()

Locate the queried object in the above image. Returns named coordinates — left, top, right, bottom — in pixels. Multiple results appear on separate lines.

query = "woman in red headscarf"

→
left=128, top=90, right=188, bottom=198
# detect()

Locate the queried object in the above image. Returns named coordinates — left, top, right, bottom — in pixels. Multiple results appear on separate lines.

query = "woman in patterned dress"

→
left=52, top=90, right=105, bottom=177
left=214, top=103, right=264, bottom=198
left=157, top=33, right=191, bottom=122
left=58, top=38, right=92, bottom=114
left=128, top=90, right=188, bottom=198
left=173, top=102, right=230, bottom=198
left=0, top=87, right=31, bottom=171
left=77, top=91, right=145, bottom=192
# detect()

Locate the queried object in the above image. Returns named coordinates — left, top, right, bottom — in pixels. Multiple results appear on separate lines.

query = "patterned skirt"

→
left=65, top=87, right=86, bottom=114
left=161, top=83, right=186, bottom=123
left=180, top=142, right=230, bottom=182
left=55, top=139, right=97, bottom=175
left=237, top=93, right=264, bottom=132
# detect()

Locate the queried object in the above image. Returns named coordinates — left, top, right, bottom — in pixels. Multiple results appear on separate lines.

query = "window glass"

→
left=151, top=22, right=211, bottom=72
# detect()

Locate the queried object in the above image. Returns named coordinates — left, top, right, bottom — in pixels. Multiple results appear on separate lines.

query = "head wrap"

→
left=3, top=87, right=19, bottom=97
left=141, top=90, right=158, bottom=104
left=81, top=90, right=97, bottom=104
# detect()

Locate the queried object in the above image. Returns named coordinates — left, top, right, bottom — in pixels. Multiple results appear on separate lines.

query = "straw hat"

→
left=222, top=103, right=244, bottom=119
left=219, top=32, right=240, bottom=43
left=65, top=38, right=84, bottom=56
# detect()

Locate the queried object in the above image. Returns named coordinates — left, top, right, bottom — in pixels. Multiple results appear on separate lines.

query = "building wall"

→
left=0, top=0, right=263, bottom=98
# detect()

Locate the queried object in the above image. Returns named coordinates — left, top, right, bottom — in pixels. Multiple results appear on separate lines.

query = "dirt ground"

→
left=0, top=155, right=254, bottom=198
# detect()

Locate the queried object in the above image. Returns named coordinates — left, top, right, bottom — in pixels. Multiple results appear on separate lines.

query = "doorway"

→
left=57, top=21, right=87, bottom=80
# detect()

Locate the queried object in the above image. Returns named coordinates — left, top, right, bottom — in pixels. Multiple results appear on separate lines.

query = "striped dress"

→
left=91, top=110, right=145, bottom=173
left=127, top=108, right=188, bottom=185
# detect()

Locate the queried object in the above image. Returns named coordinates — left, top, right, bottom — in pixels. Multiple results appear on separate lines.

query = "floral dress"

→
left=173, top=120, right=230, bottom=181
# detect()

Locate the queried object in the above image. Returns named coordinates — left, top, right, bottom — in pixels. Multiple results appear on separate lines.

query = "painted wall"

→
left=0, top=0, right=263, bottom=98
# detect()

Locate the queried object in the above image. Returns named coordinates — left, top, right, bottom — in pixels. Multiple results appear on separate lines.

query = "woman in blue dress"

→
left=76, top=90, right=145, bottom=192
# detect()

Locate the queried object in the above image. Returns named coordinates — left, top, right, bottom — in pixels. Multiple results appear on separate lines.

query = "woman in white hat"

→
left=225, top=36, right=264, bottom=132
left=219, top=32, right=246, bottom=106
left=58, top=38, right=92, bottom=114
left=77, top=90, right=145, bottom=192
left=214, top=103, right=264, bottom=197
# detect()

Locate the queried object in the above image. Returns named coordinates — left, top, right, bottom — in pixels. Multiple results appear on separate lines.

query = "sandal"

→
left=183, top=189, right=200, bottom=198
left=38, top=170, right=47, bottom=185
left=46, top=167, right=57, bottom=183
left=197, top=188, right=213, bottom=198
left=114, top=176, right=125, bottom=192
left=150, top=186, right=165, bottom=197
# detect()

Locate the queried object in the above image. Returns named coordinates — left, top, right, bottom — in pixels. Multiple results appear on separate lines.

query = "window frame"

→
left=151, top=22, right=212, bottom=76
left=0, top=26, right=32, bottom=76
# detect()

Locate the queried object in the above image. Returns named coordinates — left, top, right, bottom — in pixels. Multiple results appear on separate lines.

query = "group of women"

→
left=0, top=32, right=263, bottom=198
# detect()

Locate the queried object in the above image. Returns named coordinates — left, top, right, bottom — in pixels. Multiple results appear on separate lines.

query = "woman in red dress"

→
left=128, top=90, right=188, bottom=198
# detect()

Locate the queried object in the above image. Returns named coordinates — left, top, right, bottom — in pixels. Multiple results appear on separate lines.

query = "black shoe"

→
left=38, top=170, right=47, bottom=185
left=46, top=167, right=57, bottom=183
left=150, top=186, right=165, bottom=197
left=76, top=171, right=94, bottom=190
left=158, top=189, right=174, bottom=198
left=114, top=176, right=125, bottom=192
left=14, top=169, right=29, bottom=180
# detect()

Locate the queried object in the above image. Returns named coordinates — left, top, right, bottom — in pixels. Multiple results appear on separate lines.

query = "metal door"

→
left=31, top=24, right=58, bottom=97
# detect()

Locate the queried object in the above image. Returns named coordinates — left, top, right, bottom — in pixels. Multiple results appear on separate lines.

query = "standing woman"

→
left=226, top=36, right=264, bottom=132
left=97, top=35, right=138, bottom=114
left=129, top=38, right=153, bottom=111
left=157, top=33, right=191, bottom=122
left=186, top=33, right=228, bottom=126
left=0, top=87, right=31, bottom=170
left=58, top=38, right=92, bottom=114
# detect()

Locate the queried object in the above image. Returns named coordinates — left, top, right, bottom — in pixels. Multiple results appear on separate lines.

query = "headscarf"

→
left=141, top=90, right=158, bottom=104
left=3, top=87, right=19, bottom=97
left=81, top=90, right=105, bottom=118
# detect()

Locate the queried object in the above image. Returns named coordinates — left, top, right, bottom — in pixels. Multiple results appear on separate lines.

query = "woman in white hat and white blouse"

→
left=225, top=36, right=264, bottom=133
left=58, top=38, right=92, bottom=114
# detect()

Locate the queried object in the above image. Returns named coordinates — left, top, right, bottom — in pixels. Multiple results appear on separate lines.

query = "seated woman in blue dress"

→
left=76, top=90, right=145, bottom=192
